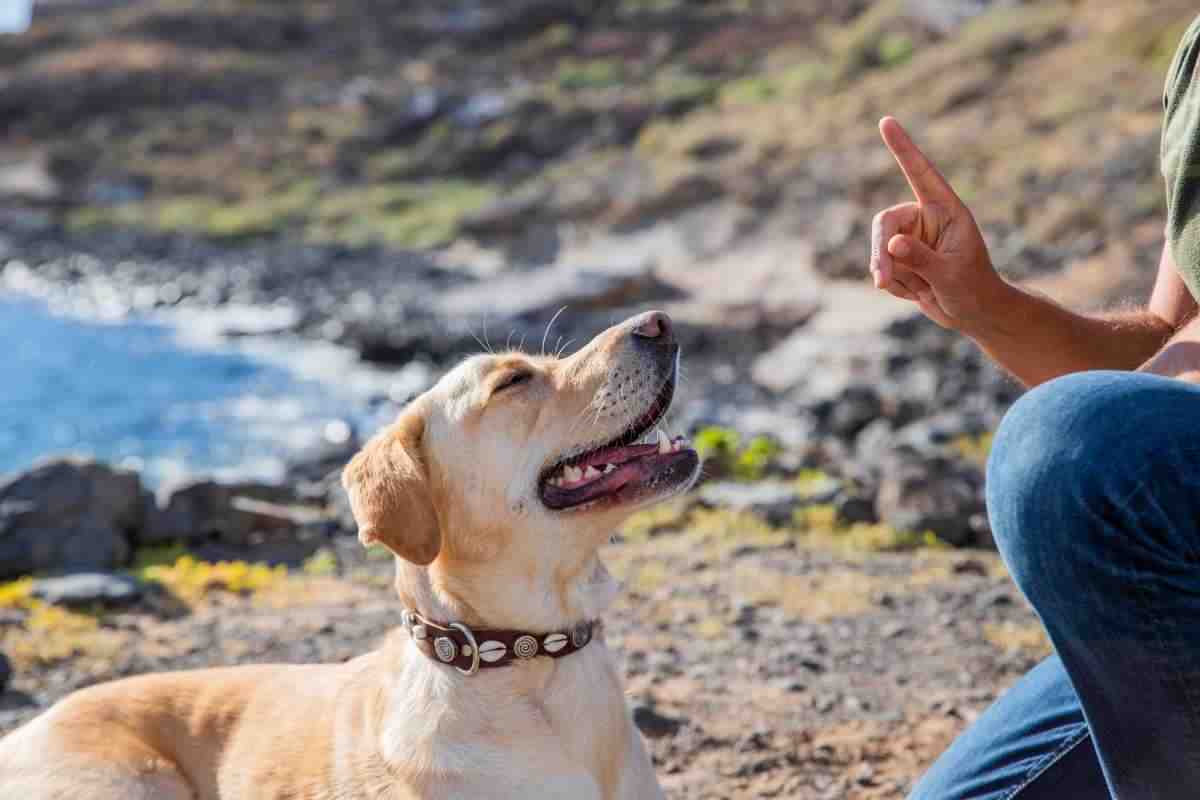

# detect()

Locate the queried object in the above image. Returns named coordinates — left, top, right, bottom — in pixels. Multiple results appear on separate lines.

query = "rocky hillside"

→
left=0, top=0, right=1187, bottom=280
left=0, top=2, right=1195, bottom=795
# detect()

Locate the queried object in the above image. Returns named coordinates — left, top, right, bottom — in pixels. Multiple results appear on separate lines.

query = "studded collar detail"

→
left=401, top=609, right=598, bottom=676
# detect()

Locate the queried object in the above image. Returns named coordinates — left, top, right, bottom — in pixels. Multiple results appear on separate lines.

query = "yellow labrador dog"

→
left=0, top=310, right=700, bottom=799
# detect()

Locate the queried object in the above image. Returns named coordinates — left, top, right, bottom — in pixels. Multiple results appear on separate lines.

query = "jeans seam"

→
left=1003, top=724, right=1090, bottom=800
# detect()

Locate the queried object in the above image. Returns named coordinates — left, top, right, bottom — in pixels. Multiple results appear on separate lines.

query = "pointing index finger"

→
left=879, top=117, right=959, bottom=207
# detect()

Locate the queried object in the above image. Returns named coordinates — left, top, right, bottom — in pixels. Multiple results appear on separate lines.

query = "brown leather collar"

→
left=401, top=609, right=598, bottom=676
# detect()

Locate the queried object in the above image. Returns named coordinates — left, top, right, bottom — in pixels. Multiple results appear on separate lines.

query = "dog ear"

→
left=341, top=402, right=440, bottom=565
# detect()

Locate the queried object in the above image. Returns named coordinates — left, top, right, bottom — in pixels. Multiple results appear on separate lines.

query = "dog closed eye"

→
left=491, top=370, right=533, bottom=396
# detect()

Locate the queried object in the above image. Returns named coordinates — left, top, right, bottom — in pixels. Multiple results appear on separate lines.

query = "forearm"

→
left=964, top=281, right=1176, bottom=388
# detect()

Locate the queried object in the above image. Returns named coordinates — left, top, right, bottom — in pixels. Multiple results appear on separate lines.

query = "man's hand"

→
left=870, top=117, right=1011, bottom=333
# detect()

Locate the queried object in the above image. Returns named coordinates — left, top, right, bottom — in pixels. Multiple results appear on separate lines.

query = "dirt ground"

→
left=0, top=506, right=1046, bottom=799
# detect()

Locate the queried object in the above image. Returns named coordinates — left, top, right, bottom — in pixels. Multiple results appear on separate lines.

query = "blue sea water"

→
left=0, top=295, right=401, bottom=485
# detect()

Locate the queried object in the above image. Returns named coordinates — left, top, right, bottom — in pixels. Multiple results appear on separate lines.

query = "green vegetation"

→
left=693, top=426, right=781, bottom=481
left=307, top=180, right=497, bottom=248
left=556, top=58, right=623, bottom=90
left=719, top=61, right=830, bottom=106
left=301, top=547, right=339, bottom=576
left=877, top=32, right=914, bottom=68
left=70, top=179, right=497, bottom=249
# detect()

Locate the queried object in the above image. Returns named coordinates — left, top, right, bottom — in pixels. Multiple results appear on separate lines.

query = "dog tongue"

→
left=577, top=442, right=658, bottom=469
left=543, top=450, right=672, bottom=509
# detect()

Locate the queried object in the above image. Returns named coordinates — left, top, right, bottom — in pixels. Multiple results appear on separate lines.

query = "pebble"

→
left=31, top=573, right=143, bottom=609
left=632, top=704, right=685, bottom=739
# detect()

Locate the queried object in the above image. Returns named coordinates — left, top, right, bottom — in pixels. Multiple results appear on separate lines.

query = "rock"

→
left=31, top=573, right=143, bottom=609
left=411, top=1, right=588, bottom=45
left=632, top=704, right=684, bottom=739
left=0, top=457, right=144, bottom=579
left=875, top=453, right=986, bottom=547
left=853, top=418, right=894, bottom=460
left=974, top=585, right=1014, bottom=610
left=364, top=87, right=451, bottom=145
left=834, top=492, right=878, bottom=526
left=452, top=91, right=512, bottom=129
left=609, top=172, right=725, bottom=230
left=810, top=201, right=867, bottom=280
left=435, top=258, right=676, bottom=322
left=905, top=0, right=1015, bottom=35
left=459, top=187, right=550, bottom=237
left=697, top=481, right=802, bottom=527
left=751, top=332, right=900, bottom=395
left=143, top=480, right=300, bottom=546
left=891, top=411, right=990, bottom=453
left=0, top=155, right=60, bottom=204
left=826, top=384, right=883, bottom=439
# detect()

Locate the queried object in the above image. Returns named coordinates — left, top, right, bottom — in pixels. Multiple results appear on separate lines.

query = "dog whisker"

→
left=555, top=338, right=576, bottom=360
left=542, top=305, right=569, bottom=356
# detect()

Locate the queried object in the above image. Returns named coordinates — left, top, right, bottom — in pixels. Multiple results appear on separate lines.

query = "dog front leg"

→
left=614, top=722, right=665, bottom=800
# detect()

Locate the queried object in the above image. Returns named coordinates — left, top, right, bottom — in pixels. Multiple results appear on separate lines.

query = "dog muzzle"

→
left=401, top=609, right=598, bottom=676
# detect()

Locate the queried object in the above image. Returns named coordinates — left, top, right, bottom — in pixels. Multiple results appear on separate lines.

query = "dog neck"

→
left=376, top=554, right=623, bottom=771
left=392, top=552, right=618, bottom=633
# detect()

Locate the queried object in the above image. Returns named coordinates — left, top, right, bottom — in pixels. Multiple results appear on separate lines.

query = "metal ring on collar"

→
left=449, top=622, right=480, bottom=676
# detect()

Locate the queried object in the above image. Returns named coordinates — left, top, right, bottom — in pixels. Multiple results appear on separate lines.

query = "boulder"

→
left=875, top=452, right=986, bottom=547
left=698, top=481, right=803, bottom=527
left=31, top=572, right=143, bottom=609
left=143, top=480, right=300, bottom=546
left=0, top=457, right=145, bottom=578
left=834, top=492, right=878, bottom=526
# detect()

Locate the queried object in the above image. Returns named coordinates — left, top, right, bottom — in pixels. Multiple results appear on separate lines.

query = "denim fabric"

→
left=911, top=371, right=1200, bottom=799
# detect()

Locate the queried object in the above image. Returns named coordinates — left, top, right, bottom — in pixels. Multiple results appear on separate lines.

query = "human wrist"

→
left=955, top=272, right=1023, bottom=342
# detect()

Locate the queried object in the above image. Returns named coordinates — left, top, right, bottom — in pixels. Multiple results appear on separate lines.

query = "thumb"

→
left=887, top=234, right=942, bottom=275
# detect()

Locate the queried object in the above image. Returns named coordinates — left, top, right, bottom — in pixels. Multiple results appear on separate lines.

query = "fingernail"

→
left=890, top=238, right=909, bottom=258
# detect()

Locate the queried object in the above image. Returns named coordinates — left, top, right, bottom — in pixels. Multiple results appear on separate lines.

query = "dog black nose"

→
left=630, top=310, right=673, bottom=344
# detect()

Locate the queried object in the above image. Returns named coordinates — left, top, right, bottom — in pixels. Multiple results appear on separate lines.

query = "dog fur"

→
left=0, top=311, right=699, bottom=799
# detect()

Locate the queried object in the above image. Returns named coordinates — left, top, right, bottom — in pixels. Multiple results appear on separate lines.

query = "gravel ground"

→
left=0, top=515, right=1044, bottom=799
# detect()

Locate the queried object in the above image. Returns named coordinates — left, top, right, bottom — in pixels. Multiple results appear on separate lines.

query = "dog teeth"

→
left=584, top=465, right=602, bottom=480
left=656, top=429, right=671, bottom=454
left=564, top=465, right=583, bottom=482
left=604, top=464, right=616, bottom=474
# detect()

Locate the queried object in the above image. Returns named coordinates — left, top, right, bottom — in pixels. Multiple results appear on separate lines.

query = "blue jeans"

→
left=911, top=371, right=1200, bottom=799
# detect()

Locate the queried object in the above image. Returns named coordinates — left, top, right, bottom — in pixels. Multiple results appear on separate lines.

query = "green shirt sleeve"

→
left=1162, top=15, right=1200, bottom=300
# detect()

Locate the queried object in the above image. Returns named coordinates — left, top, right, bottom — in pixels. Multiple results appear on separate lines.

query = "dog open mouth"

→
left=539, top=367, right=700, bottom=512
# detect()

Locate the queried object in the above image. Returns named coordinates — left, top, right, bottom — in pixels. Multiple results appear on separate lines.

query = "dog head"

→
left=342, top=311, right=700, bottom=624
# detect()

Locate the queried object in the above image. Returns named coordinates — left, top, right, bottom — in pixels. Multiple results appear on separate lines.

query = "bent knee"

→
left=987, top=370, right=1199, bottom=574
left=988, top=372, right=1122, bottom=508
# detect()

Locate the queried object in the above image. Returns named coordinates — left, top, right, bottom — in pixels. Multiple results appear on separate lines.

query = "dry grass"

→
left=733, top=564, right=882, bottom=621
left=984, top=621, right=1052, bottom=658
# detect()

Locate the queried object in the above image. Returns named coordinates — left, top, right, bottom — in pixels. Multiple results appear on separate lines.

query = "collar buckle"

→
left=449, top=621, right=480, bottom=676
